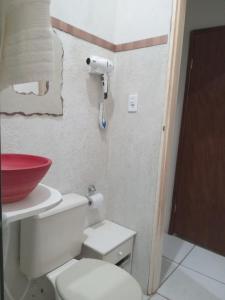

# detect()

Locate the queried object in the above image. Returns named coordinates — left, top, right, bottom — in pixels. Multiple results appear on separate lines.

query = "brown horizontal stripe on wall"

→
left=51, top=17, right=115, bottom=51
left=115, top=35, right=168, bottom=52
left=51, top=17, right=168, bottom=52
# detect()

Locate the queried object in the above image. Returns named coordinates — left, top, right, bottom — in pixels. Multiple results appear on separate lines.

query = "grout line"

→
left=179, top=243, right=225, bottom=286
left=161, top=255, right=176, bottom=263
left=157, top=259, right=179, bottom=289
left=157, top=245, right=196, bottom=290
left=179, top=244, right=195, bottom=266
left=157, top=292, right=172, bottom=300
left=157, top=240, right=225, bottom=299
left=179, top=264, right=225, bottom=287
left=162, top=245, right=225, bottom=289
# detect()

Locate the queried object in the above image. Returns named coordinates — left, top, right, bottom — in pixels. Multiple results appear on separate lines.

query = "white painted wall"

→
left=3, top=1, right=173, bottom=298
left=2, top=36, right=169, bottom=299
left=50, top=0, right=117, bottom=42
left=164, top=0, right=225, bottom=231
left=107, top=44, right=169, bottom=291
left=114, top=0, right=172, bottom=43
left=50, top=0, right=172, bottom=44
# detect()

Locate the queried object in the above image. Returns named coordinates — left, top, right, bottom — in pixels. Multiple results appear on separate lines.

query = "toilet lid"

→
left=56, top=259, right=143, bottom=300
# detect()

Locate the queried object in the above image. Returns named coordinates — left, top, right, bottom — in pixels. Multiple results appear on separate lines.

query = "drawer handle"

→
left=118, top=251, right=123, bottom=257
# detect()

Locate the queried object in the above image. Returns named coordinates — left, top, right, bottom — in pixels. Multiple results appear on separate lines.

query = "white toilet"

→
left=20, top=193, right=143, bottom=300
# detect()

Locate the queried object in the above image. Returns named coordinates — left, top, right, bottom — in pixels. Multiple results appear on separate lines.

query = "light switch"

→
left=128, top=94, right=138, bottom=113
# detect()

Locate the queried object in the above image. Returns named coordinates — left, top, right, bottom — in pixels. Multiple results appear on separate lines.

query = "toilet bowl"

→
left=47, top=259, right=143, bottom=300
left=20, top=193, right=143, bottom=300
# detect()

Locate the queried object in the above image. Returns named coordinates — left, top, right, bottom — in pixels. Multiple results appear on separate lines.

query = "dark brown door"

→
left=170, top=26, right=225, bottom=256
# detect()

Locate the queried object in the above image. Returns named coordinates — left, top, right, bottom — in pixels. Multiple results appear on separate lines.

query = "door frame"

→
left=148, top=0, right=187, bottom=294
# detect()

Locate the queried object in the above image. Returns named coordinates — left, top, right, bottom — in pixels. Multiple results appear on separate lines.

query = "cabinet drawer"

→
left=103, top=238, right=133, bottom=264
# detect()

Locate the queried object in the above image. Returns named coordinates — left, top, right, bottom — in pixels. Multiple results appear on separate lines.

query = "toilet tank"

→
left=20, top=193, right=88, bottom=279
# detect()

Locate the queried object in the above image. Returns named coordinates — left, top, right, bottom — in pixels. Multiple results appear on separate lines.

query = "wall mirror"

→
left=0, top=33, right=63, bottom=116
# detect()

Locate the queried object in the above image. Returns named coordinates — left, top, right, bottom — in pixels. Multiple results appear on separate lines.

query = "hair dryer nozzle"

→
left=86, top=58, right=91, bottom=65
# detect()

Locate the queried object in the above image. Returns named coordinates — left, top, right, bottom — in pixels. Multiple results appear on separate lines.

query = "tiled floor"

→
left=151, top=234, right=225, bottom=300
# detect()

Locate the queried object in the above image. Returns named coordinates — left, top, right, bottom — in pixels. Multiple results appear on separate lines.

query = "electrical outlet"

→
left=128, top=94, right=138, bottom=113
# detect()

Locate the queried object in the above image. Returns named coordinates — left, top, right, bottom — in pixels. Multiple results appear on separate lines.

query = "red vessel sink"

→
left=1, top=154, right=52, bottom=204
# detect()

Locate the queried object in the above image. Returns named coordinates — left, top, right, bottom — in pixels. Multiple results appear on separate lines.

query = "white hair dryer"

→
left=86, top=56, right=114, bottom=129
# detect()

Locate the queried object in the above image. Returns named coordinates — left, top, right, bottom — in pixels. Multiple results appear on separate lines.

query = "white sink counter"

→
left=2, top=184, right=62, bottom=225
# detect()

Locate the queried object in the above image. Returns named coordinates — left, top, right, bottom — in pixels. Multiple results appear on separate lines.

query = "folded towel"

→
left=0, top=0, right=53, bottom=91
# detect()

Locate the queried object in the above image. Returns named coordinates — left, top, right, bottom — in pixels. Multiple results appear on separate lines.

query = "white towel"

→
left=0, top=0, right=53, bottom=91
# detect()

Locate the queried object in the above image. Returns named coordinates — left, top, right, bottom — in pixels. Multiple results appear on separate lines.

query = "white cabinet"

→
left=82, top=220, right=136, bottom=273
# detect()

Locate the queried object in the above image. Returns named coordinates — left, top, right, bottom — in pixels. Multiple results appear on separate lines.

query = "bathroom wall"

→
left=107, top=45, right=169, bottom=292
left=2, top=29, right=114, bottom=300
left=2, top=0, right=173, bottom=298
left=50, top=0, right=117, bottom=42
left=164, top=0, right=225, bottom=231
left=106, top=0, right=172, bottom=292
left=51, top=0, right=172, bottom=45
left=114, top=0, right=172, bottom=43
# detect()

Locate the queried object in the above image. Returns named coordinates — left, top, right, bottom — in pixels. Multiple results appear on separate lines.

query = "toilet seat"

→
left=56, top=259, right=143, bottom=300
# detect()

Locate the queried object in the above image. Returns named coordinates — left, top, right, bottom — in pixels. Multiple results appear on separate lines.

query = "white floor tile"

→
left=163, top=234, right=194, bottom=263
left=182, top=246, right=225, bottom=284
left=158, top=266, right=225, bottom=300
left=160, top=257, right=178, bottom=283
left=150, top=294, right=167, bottom=300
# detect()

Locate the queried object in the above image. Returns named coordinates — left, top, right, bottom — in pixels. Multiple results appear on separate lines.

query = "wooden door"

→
left=170, top=26, right=225, bottom=256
